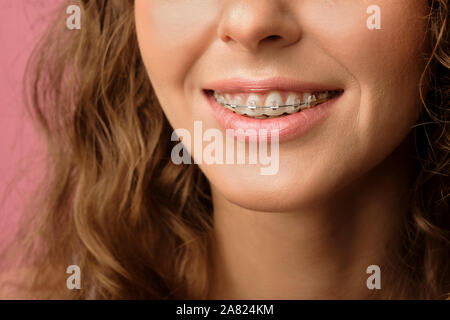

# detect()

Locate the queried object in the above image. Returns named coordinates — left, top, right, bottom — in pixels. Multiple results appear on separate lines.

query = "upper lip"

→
left=203, top=76, right=343, bottom=94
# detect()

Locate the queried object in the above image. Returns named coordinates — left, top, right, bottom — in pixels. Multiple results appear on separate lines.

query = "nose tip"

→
left=218, top=1, right=301, bottom=53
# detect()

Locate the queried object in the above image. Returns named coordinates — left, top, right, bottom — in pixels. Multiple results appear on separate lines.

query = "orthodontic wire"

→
left=219, top=96, right=332, bottom=111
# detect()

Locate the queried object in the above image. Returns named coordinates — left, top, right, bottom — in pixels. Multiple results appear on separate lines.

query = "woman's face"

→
left=135, top=0, right=427, bottom=211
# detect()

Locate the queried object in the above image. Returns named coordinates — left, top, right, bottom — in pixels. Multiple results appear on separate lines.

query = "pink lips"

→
left=203, top=77, right=343, bottom=142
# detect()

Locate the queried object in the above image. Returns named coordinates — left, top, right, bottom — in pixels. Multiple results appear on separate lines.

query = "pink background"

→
left=0, top=0, right=64, bottom=244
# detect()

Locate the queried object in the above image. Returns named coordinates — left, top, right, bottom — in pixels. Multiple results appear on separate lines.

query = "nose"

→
left=218, top=0, right=302, bottom=53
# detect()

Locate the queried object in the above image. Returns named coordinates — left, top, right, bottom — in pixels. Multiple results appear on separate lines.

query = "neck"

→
left=207, top=135, right=416, bottom=299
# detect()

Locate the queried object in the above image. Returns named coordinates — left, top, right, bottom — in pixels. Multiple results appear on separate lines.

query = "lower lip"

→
left=204, top=91, right=342, bottom=143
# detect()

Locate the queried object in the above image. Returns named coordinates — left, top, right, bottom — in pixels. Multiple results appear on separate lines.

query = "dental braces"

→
left=219, top=95, right=330, bottom=111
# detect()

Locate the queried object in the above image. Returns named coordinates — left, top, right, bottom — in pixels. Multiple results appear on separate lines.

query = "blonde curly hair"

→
left=0, top=0, right=448, bottom=299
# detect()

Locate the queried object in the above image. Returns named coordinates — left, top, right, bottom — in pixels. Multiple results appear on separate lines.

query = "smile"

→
left=203, top=77, right=344, bottom=142
left=212, top=90, right=342, bottom=119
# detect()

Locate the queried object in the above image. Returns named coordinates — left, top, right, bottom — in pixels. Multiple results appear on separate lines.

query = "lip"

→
left=203, top=77, right=343, bottom=94
left=203, top=77, right=343, bottom=142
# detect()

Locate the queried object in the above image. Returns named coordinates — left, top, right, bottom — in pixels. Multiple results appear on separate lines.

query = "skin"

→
left=135, top=0, right=428, bottom=298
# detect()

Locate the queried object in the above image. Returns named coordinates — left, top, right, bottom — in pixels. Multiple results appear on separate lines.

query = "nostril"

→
left=265, top=35, right=281, bottom=41
left=221, top=35, right=232, bottom=43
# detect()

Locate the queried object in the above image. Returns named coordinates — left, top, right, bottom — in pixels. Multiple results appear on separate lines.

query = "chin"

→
left=202, top=163, right=336, bottom=213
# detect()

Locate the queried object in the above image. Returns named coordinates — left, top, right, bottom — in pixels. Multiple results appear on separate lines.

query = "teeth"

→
left=264, top=91, right=284, bottom=116
left=318, top=91, right=328, bottom=100
left=308, top=95, right=317, bottom=108
left=285, top=93, right=301, bottom=114
left=224, top=94, right=232, bottom=104
left=214, top=91, right=224, bottom=105
left=213, top=90, right=339, bottom=118
left=232, top=95, right=244, bottom=110
left=246, top=94, right=263, bottom=117
left=301, top=92, right=312, bottom=109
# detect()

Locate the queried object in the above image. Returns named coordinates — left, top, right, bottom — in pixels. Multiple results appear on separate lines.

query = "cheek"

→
left=135, top=0, right=218, bottom=87
left=304, top=1, right=427, bottom=77
left=135, top=0, right=220, bottom=129
left=306, top=1, right=427, bottom=154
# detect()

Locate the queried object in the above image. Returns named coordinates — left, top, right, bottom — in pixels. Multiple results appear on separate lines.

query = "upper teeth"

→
left=214, top=90, right=337, bottom=118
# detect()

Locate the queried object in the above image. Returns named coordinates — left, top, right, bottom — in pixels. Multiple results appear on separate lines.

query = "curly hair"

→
left=404, top=0, right=450, bottom=299
left=0, top=0, right=448, bottom=299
